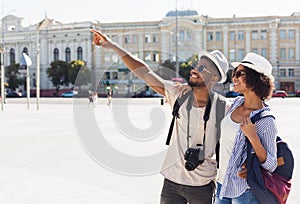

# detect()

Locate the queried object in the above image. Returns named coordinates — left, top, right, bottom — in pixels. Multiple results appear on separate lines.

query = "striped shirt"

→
left=220, top=96, right=277, bottom=199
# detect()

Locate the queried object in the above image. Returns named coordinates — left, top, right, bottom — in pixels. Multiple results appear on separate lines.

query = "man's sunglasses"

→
left=193, top=64, right=212, bottom=74
left=232, top=70, right=246, bottom=78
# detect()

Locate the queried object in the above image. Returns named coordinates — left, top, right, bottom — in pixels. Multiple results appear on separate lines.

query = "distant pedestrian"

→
left=107, top=89, right=112, bottom=107
left=93, top=91, right=98, bottom=107
left=87, top=91, right=94, bottom=108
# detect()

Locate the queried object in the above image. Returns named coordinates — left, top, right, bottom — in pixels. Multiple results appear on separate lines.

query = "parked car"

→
left=225, top=91, right=241, bottom=98
left=131, top=91, right=163, bottom=98
left=272, top=90, right=288, bottom=98
left=61, top=91, right=78, bottom=97
left=295, top=90, right=300, bottom=97
left=6, top=91, right=22, bottom=98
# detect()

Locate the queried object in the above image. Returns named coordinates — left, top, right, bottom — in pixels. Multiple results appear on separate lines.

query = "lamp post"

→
left=175, top=0, right=179, bottom=78
left=1, top=15, right=5, bottom=111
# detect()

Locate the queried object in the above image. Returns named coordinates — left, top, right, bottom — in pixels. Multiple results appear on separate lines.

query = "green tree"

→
left=180, top=54, right=198, bottom=82
left=69, top=60, right=91, bottom=91
left=46, top=60, right=70, bottom=96
left=6, top=63, right=21, bottom=90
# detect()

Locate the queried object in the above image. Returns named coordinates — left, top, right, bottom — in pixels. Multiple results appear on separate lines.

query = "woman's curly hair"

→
left=232, top=67, right=274, bottom=101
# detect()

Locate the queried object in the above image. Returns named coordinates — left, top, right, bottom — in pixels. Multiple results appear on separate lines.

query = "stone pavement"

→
left=0, top=97, right=299, bottom=203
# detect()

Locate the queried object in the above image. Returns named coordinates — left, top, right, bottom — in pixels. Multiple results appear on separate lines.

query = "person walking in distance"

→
left=91, top=29, right=230, bottom=204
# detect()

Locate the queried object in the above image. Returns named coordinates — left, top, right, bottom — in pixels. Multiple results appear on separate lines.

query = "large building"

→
left=1, top=10, right=300, bottom=96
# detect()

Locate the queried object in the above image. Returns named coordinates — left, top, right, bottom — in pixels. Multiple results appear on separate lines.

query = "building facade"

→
left=1, top=10, right=300, bottom=96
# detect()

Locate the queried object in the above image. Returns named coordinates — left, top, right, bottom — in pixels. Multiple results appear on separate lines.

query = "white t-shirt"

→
left=217, top=113, right=240, bottom=184
left=160, top=81, right=225, bottom=186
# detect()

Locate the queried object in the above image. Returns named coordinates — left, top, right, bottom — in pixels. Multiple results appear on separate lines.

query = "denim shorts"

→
left=214, top=182, right=259, bottom=204
left=160, top=178, right=215, bottom=204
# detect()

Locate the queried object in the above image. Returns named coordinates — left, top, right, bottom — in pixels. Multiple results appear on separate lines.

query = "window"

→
left=252, top=31, right=258, bottom=40
left=288, top=30, right=295, bottom=39
left=65, top=47, right=71, bottom=62
left=288, top=48, right=294, bottom=59
left=216, top=32, right=222, bottom=41
left=261, top=48, right=267, bottom=58
left=229, top=32, right=235, bottom=41
left=280, top=30, right=286, bottom=39
left=252, top=48, right=258, bottom=54
left=280, top=69, right=286, bottom=77
left=112, top=72, right=118, bottom=79
left=105, top=72, right=111, bottom=80
left=145, top=34, right=151, bottom=43
left=144, top=51, right=151, bottom=61
left=186, top=31, right=192, bottom=41
left=179, top=30, right=185, bottom=42
left=21, top=47, right=29, bottom=69
left=238, top=31, right=244, bottom=40
left=261, top=30, right=267, bottom=39
left=238, top=49, right=244, bottom=61
left=207, top=32, right=213, bottom=41
left=288, top=69, right=294, bottom=77
left=9, top=48, right=15, bottom=64
left=229, top=49, right=235, bottom=61
left=124, top=35, right=130, bottom=44
left=153, top=34, right=158, bottom=43
left=77, top=47, right=83, bottom=60
left=153, top=51, right=159, bottom=62
left=280, top=48, right=286, bottom=60
left=111, top=35, right=118, bottom=42
left=54, top=48, right=59, bottom=61
left=105, top=53, right=111, bottom=62
left=132, top=35, right=138, bottom=44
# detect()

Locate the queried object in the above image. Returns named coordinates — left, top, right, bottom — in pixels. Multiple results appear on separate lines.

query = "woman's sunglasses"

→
left=232, top=70, right=246, bottom=78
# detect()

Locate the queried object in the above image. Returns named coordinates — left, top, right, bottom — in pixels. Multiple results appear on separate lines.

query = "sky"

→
left=1, top=0, right=300, bottom=25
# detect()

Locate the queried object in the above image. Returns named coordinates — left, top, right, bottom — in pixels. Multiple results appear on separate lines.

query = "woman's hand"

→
left=240, top=117, right=257, bottom=141
left=237, top=163, right=247, bottom=179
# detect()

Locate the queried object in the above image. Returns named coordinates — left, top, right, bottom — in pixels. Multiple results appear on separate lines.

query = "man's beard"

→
left=188, top=79, right=206, bottom=88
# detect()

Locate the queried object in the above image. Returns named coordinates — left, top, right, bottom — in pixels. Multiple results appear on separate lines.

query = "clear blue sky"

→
left=1, top=0, right=300, bottom=25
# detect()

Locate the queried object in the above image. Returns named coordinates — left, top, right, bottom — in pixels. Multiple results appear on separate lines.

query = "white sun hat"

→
left=231, top=52, right=274, bottom=81
left=198, top=50, right=229, bottom=83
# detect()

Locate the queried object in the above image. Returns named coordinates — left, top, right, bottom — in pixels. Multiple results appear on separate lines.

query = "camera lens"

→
left=185, top=161, right=196, bottom=171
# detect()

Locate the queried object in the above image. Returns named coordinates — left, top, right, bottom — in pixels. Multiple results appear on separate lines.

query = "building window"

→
left=186, top=31, right=192, bottom=41
left=238, top=31, right=244, bottom=40
left=132, top=35, right=138, bottom=44
left=280, top=48, right=286, bottom=60
left=112, top=72, right=118, bottom=79
left=252, top=31, right=258, bottom=40
left=216, top=32, right=222, bottom=41
left=288, top=30, right=295, bottom=39
left=153, top=34, right=158, bottom=43
left=105, top=72, right=111, bottom=80
left=65, top=47, right=71, bottom=62
left=124, top=35, right=130, bottom=44
left=229, top=49, right=235, bottom=61
left=238, top=49, right=244, bottom=61
left=9, top=48, right=15, bottom=64
left=153, top=51, right=159, bottom=62
left=280, top=69, right=286, bottom=77
left=105, top=53, right=111, bottom=62
left=54, top=48, right=59, bottom=61
left=252, top=48, right=258, bottom=54
left=288, top=48, right=294, bottom=59
left=145, top=34, right=151, bottom=43
left=77, top=47, right=83, bottom=60
left=179, top=30, right=185, bottom=42
left=207, top=32, right=213, bottom=41
left=23, top=47, right=29, bottom=55
left=111, top=35, right=118, bottom=42
left=288, top=69, right=294, bottom=77
left=261, top=30, right=267, bottom=39
left=229, top=31, right=235, bottom=41
left=144, top=51, right=151, bottom=61
left=261, top=48, right=267, bottom=58
left=280, top=30, right=286, bottom=39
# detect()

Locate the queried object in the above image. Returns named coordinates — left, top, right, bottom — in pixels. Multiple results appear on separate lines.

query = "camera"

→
left=184, top=146, right=205, bottom=171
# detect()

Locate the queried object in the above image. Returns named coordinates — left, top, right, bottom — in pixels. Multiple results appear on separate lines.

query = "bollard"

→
left=160, top=98, right=164, bottom=105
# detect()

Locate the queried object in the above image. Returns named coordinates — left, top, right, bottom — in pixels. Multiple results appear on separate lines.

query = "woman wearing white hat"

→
left=215, top=53, right=277, bottom=203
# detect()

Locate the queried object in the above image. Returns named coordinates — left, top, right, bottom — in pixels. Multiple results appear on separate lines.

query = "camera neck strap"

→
left=186, top=95, right=212, bottom=150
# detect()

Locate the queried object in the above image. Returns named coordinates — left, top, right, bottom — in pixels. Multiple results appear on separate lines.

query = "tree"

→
left=69, top=60, right=91, bottom=91
left=6, top=63, right=21, bottom=90
left=180, top=54, right=198, bottom=82
left=46, top=60, right=70, bottom=96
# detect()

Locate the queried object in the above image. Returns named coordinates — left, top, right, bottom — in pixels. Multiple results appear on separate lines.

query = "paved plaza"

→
left=0, top=97, right=299, bottom=203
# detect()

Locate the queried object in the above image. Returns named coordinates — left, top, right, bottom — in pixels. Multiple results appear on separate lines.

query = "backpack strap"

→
left=251, top=110, right=275, bottom=124
left=165, top=91, right=192, bottom=145
left=214, top=93, right=227, bottom=168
